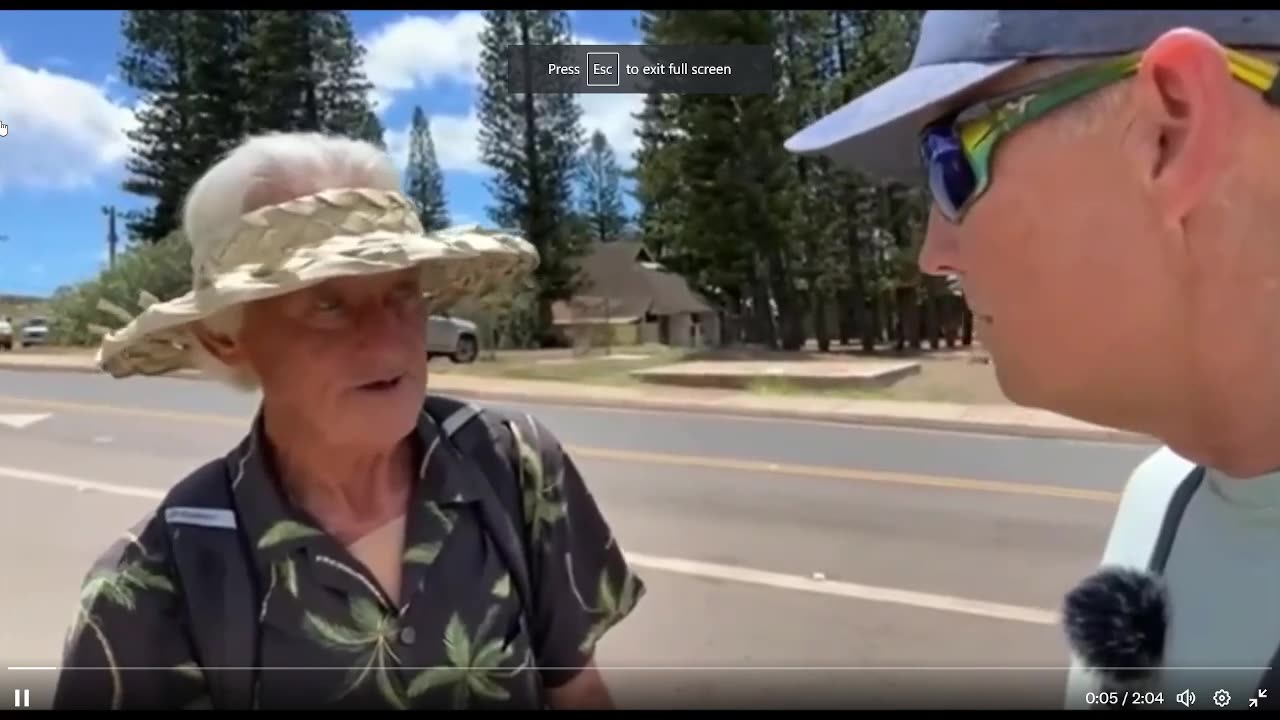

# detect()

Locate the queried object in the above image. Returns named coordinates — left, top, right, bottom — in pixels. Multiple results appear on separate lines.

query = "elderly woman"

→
left=52, top=132, right=644, bottom=710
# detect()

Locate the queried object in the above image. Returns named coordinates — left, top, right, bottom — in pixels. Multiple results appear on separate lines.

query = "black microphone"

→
left=1062, top=567, right=1168, bottom=687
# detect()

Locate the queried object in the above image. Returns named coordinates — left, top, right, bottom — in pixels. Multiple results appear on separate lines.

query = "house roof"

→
left=553, top=241, right=714, bottom=324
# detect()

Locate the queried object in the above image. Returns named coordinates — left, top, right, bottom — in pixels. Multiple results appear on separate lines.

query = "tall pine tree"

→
left=477, top=10, right=586, bottom=341
left=404, top=105, right=450, bottom=232
left=632, top=11, right=800, bottom=349
left=313, top=12, right=385, bottom=148
left=119, top=11, right=383, bottom=244
left=242, top=11, right=384, bottom=146
left=119, top=11, right=253, bottom=243
left=776, top=10, right=845, bottom=351
left=579, top=130, right=627, bottom=244
left=631, top=88, right=684, bottom=261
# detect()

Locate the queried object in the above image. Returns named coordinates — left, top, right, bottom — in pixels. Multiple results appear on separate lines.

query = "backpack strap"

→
left=1098, top=448, right=1205, bottom=573
left=160, top=457, right=260, bottom=710
left=423, top=395, right=536, bottom=620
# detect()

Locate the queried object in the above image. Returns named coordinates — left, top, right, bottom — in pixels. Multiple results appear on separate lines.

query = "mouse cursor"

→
left=0, top=122, right=8, bottom=137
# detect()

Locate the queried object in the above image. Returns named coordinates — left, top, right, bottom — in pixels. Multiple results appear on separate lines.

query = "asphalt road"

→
left=0, top=369, right=1158, bottom=709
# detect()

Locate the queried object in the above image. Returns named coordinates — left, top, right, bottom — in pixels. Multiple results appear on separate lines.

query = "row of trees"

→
left=56, top=10, right=970, bottom=355
left=470, top=10, right=970, bottom=352
left=630, top=10, right=970, bottom=352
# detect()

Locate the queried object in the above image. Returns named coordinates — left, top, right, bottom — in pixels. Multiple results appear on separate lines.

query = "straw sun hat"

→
left=92, top=187, right=539, bottom=379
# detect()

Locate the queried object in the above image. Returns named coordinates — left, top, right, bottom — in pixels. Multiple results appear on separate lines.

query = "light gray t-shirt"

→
left=1064, top=448, right=1280, bottom=710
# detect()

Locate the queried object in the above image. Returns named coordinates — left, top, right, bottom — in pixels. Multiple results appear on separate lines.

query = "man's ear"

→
left=1133, top=29, right=1235, bottom=223
left=190, top=321, right=243, bottom=366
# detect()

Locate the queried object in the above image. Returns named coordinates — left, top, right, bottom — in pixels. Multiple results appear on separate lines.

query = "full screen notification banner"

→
left=506, top=44, right=774, bottom=94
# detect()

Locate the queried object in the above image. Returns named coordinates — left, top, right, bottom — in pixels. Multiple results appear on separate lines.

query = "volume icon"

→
left=1177, top=689, right=1196, bottom=707
left=13, top=688, right=30, bottom=708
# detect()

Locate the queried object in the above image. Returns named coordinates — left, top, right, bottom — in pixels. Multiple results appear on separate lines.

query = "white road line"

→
left=0, top=413, right=51, bottom=430
left=0, top=465, right=163, bottom=500
left=626, top=553, right=1058, bottom=626
left=0, top=464, right=1059, bottom=626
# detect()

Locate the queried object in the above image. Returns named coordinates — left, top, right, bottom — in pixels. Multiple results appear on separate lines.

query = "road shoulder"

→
left=0, top=352, right=1151, bottom=445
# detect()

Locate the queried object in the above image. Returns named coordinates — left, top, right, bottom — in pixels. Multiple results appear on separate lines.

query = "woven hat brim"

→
left=95, top=229, right=537, bottom=379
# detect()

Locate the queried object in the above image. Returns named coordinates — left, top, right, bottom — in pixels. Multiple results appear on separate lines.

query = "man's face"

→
left=239, top=267, right=429, bottom=449
left=912, top=40, right=1249, bottom=422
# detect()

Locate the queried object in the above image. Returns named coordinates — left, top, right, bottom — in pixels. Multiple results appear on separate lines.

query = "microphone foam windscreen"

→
left=1062, top=566, right=1168, bottom=684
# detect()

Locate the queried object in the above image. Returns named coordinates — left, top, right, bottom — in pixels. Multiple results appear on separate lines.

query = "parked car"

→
left=426, top=313, right=479, bottom=364
left=19, top=317, right=49, bottom=347
left=0, top=317, right=12, bottom=351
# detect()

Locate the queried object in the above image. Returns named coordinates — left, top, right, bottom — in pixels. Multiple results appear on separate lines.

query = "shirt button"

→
left=399, top=626, right=416, bottom=646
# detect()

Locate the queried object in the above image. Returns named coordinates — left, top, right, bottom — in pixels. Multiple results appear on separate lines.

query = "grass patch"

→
left=744, top=361, right=1008, bottom=405
left=744, top=377, right=888, bottom=400
left=433, top=345, right=689, bottom=386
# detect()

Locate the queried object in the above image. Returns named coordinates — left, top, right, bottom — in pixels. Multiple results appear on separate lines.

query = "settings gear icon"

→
left=1214, top=689, right=1231, bottom=707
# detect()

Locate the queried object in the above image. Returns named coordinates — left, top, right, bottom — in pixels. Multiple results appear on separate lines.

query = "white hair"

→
left=182, top=132, right=401, bottom=391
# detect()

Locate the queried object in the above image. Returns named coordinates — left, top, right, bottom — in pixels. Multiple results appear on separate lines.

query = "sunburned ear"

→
left=1133, top=29, right=1235, bottom=224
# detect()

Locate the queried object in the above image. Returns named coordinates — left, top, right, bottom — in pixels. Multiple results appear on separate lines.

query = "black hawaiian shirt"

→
left=52, top=398, right=645, bottom=710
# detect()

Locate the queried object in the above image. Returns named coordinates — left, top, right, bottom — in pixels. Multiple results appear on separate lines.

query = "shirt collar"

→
left=1206, top=466, right=1280, bottom=514
left=229, top=401, right=487, bottom=564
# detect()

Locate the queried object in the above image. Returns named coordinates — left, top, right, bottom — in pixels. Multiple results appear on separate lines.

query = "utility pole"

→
left=101, top=206, right=119, bottom=269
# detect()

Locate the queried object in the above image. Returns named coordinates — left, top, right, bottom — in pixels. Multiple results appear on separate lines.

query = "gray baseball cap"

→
left=785, top=10, right=1280, bottom=182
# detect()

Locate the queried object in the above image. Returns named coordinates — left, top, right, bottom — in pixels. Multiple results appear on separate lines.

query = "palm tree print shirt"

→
left=52, top=400, right=645, bottom=709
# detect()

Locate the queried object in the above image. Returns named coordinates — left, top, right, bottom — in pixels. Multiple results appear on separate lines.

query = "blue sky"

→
left=0, top=10, right=642, bottom=297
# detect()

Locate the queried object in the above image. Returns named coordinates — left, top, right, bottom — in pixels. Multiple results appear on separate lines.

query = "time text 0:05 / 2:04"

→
left=1085, top=691, right=1164, bottom=707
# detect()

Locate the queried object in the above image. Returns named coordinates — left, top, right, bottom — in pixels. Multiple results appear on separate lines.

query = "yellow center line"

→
left=0, top=394, right=1121, bottom=504
left=570, top=446, right=1119, bottom=503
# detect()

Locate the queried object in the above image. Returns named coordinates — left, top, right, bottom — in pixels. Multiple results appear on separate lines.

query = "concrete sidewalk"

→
left=0, top=351, right=1152, bottom=445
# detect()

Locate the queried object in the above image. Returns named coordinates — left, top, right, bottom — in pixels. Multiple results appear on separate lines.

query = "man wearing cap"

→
left=785, top=9, right=1280, bottom=710
left=51, top=132, right=644, bottom=710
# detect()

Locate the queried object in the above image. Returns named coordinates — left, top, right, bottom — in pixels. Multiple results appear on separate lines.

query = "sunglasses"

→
left=919, top=49, right=1280, bottom=223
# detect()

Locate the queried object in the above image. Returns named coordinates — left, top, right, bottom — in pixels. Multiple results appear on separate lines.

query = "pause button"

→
left=13, top=688, right=30, bottom=708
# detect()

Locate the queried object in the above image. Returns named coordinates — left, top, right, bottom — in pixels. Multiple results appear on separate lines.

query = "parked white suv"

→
left=19, top=317, right=48, bottom=348
left=426, top=313, right=479, bottom=364
left=0, top=317, right=12, bottom=351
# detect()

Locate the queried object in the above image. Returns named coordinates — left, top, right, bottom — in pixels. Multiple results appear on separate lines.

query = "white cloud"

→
left=363, top=12, right=486, bottom=112
left=578, top=93, right=643, bottom=167
left=368, top=15, right=644, bottom=176
left=0, top=47, right=135, bottom=193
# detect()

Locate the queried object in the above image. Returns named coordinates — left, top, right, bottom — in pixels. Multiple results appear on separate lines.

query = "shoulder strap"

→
left=423, top=395, right=536, bottom=620
left=161, top=458, right=259, bottom=710
left=1098, top=447, right=1205, bottom=573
